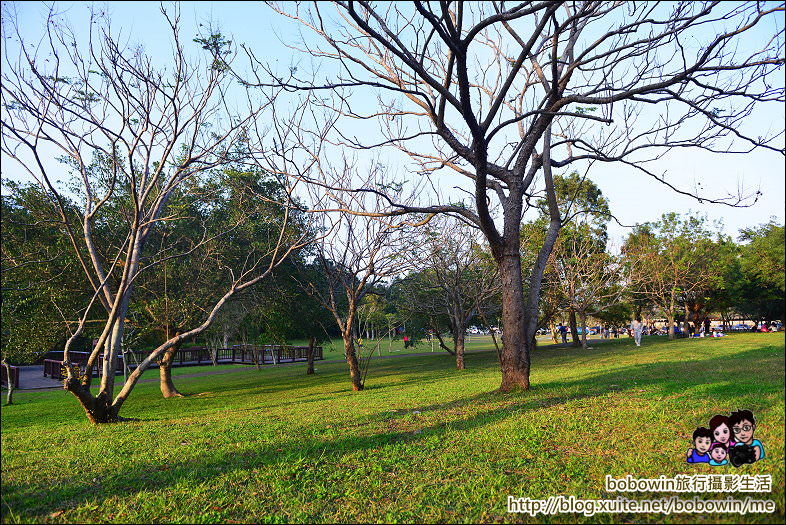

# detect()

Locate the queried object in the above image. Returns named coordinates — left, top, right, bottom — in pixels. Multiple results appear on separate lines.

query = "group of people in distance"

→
left=553, top=319, right=777, bottom=346
left=687, top=410, right=765, bottom=467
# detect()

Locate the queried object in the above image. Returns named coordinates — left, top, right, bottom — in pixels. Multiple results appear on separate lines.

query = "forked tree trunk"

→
left=498, top=254, right=530, bottom=392
left=343, top=333, right=363, bottom=391
left=84, top=391, right=117, bottom=423
left=65, top=374, right=119, bottom=423
left=159, top=336, right=184, bottom=398
left=306, top=336, right=315, bottom=375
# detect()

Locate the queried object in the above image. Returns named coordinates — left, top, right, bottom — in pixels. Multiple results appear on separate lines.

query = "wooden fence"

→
left=42, top=345, right=323, bottom=380
left=1, top=365, right=19, bottom=389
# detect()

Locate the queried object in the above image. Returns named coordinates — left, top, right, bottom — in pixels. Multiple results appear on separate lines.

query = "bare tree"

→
left=1, top=6, right=312, bottom=421
left=402, top=217, right=500, bottom=369
left=298, top=164, right=416, bottom=391
left=257, top=1, right=784, bottom=390
left=553, top=235, right=626, bottom=350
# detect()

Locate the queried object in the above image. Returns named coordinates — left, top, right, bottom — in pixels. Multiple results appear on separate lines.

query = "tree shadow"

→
left=3, top=343, right=782, bottom=521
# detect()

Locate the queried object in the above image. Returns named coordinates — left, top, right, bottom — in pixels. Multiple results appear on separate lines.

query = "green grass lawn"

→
left=2, top=333, right=784, bottom=523
left=287, top=332, right=513, bottom=360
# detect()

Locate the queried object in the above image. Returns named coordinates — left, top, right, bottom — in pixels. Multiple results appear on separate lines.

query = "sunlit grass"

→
left=2, top=333, right=783, bottom=523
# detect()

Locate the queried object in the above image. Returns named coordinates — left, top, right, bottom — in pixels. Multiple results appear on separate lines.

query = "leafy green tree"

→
left=735, top=221, right=785, bottom=325
left=678, top=235, right=739, bottom=334
left=623, top=213, right=728, bottom=339
left=1, top=182, right=95, bottom=364
left=522, top=172, right=612, bottom=346
left=131, top=166, right=305, bottom=395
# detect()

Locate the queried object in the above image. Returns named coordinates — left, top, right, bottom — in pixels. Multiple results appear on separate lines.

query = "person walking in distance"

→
left=557, top=323, right=568, bottom=344
left=630, top=317, right=644, bottom=347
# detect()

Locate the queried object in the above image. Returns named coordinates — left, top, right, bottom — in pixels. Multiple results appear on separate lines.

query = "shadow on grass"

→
left=2, top=341, right=783, bottom=521
left=124, top=338, right=783, bottom=421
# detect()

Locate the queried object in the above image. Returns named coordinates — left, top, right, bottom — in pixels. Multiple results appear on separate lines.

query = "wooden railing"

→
left=1, top=364, right=19, bottom=389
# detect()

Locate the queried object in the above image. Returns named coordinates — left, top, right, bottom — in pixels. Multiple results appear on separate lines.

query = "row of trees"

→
left=4, top=166, right=783, bottom=364
left=2, top=2, right=783, bottom=422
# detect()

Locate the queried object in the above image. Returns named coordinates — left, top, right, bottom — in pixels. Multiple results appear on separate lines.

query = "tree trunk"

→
left=2, top=360, right=14, bottom=406
left=432, top=328, right=456, bottom=355
left=667, top=313, right=675, bottom=341
left=454, top=327, right=465, bottom=370
left=99, top=315, right=124, bottom=397
left=158, top=336, right=184, bottom=398
left=306, top=336, right=315, bottom=375
left=549, top=322, right=558, bottom=344
left=65, top=376, right=119, bottom=423
left=580, top=311, right=588, bottom=350
left=498, top=254, right=530, bottom=392
left=343, top=333, right=363, bottom=391
left=569, top=307, right=581, bottom=347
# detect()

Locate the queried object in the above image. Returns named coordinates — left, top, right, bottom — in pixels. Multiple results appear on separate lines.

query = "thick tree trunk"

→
left=84, top=391, right=118, bottom=423
left=667, top=313, right=675, bottom=341
left=307, top=336, right=315, bottom=375
left=343, top=334, right=363, bottom=391
left=498, top=254, right=530, bottom=392
left=159, top=337, right=184, bottom=398
left=569, top=307, right=581, bottom=347
left=550, top=322, right=558, bottom=344
left=454, top=328, right=465, bottom=370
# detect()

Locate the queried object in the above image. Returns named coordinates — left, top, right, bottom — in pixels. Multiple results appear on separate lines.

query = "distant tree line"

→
left=4, top=172, right=783, bottom=366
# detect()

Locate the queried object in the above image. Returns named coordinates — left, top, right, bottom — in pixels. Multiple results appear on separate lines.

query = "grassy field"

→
left=286, top=332, right=519, bottom=360
left=1, top=333, right=784, bottom=523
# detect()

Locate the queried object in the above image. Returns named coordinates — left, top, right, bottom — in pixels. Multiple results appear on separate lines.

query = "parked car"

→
left=729, top=324, right=750, bottom=332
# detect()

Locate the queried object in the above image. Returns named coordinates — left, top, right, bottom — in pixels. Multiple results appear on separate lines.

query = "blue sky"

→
left=3, top=1, right=784, bottom=244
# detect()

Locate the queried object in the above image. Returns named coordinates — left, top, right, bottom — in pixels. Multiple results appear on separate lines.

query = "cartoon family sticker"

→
left=686, top=410, right=765, bottom=467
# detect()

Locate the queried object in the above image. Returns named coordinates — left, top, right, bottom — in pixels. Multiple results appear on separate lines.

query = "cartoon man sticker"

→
left=686, top=427, right=712, bottom=463
left=729, top=409, right=764, bottom=462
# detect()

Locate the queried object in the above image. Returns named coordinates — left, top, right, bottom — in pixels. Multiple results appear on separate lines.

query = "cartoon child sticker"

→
left=686, top=427, right=713, bottom=463
left=709, top=414, right=736, bottom=447
left=729, top=409, right=764, bottom=462
left=708, top=442, right=728, bottom=466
